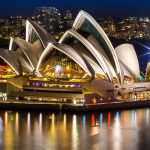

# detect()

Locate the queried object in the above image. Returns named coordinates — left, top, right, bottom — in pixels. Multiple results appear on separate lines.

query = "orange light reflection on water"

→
left=108, top=112, right=111, bottom=127
left=91, top=114, right=95, bottom=127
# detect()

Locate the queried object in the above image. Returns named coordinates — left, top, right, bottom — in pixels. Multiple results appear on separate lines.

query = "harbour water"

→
left=0, top=108, right=150, bottom=150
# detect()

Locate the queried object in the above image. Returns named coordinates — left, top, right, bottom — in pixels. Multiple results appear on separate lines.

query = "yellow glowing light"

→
left=52, top=73, right=55, bottom=77
left=67, top=74, right=70, bottom=78
left=66, top=65, right=70, bottom=71
left=55, top=36, right=59, bottom=39
left=43, top=78, right=47, bottom=81
left=73, top=100, right=77, bottom=105
left=7, top=68, right=11, bottom=72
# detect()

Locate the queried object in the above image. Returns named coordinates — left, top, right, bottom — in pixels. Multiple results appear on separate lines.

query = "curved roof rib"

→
left=115, top=44, right=140, bottom=79
left=53, top=43, right=93, bottom=77
left=9, top=37, right=14, bottom=51
left=36, top=44, right=53, bottom=77
left=120, top=62, right=133, bottom=78
left=26, top=20, right=56, bottom=48
left=9, top=37, right=35, bottom=73
left=59, top=30, right=113, bottom=81
left=81, top=53, right=106, bottom=76
left=9, top=37, right=36, bottom=70
left=72, top=10, right=123, bottom=83
left=0, top=48, right=22, bottom=75
left=15, top=37, right=41, bottom=66
left=146, top=63, right=150, bottom=79
left=36, top=43, right=93, bottom=78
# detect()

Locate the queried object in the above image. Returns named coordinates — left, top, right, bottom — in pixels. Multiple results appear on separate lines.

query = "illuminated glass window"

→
left=0, top=58, right=16, bottom=79
left=39, top=49, right=90, bottom=80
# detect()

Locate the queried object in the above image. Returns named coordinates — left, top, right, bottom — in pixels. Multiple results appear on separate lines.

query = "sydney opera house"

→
left=0, top=10, right=150, bottom=103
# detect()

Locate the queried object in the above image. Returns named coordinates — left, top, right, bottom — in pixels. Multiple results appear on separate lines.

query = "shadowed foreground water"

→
left=0, top=109, right=150, bottom=150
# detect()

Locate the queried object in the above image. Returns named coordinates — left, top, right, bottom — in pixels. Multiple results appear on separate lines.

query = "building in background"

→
left=35, top=7, right=61, bottom=33
left=63, top=10, right=74, bottom=29
left=0, top=16, right=26, bottom=39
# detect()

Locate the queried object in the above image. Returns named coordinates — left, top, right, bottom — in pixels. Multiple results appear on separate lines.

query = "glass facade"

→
left=62, top=35, right=109, bottom=80
left=39, top=49, right=89, bottom=80
left=0, top=58, right=16, bottom=78
left=31, top=30, right=39, bottom=44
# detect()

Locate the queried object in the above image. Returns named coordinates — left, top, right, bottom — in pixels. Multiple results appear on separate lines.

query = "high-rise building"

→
left=63, top=10, right=74, bottom=29
left=64, top=10, right=73, bottom=20
left=35, top=7, right=61, bottom=33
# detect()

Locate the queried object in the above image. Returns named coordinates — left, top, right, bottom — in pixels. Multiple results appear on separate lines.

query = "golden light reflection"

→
left=15, top=112, right=19, bottom=135
left=63, top=114, right=67, bottom=131
left=50, top=113, right=56, bottom=142
left=72, top=115, right=78, bottom=150
left=4, top=112, right=13, bottom=150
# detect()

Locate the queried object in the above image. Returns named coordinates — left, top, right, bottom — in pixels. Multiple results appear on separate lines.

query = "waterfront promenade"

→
left=0, top=100, right=150, bottom=112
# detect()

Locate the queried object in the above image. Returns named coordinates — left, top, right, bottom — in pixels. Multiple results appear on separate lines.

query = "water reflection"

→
left=100, top=113, right=103, bottom=126
left=107, top=112, right=111, bottom=127
left=0, top=117, right=3, bottom=145
left=112, top=111, right=121, bottom=150
left=123, top=111, right=127, bottom=127
left=4, top=111, right=8, bottom=128
left=0, top=109, right=149, bottom=149
left=27, top=112, right=30, bottom=135
left=146, top=109, right=149, bottom=127
left=63, top=113, right=67, bottom=130
left=72, top=115, right=78, bottom=150
left=82, top=115, right=86, bottom=126
left=15, top=112, right=19, bottom=135
left=132, top=110, right=137, bottom=126
left=91, top=114, right=95, bottom=127
left=39, top=113, right=42, bottom=131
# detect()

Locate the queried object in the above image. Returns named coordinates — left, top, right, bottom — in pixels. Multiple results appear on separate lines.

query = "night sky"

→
left=0, top=0, right=150, bottom=17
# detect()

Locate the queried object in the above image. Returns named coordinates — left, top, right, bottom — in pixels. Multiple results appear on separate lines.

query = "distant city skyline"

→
left=0, top=0, right=150, bottom=17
